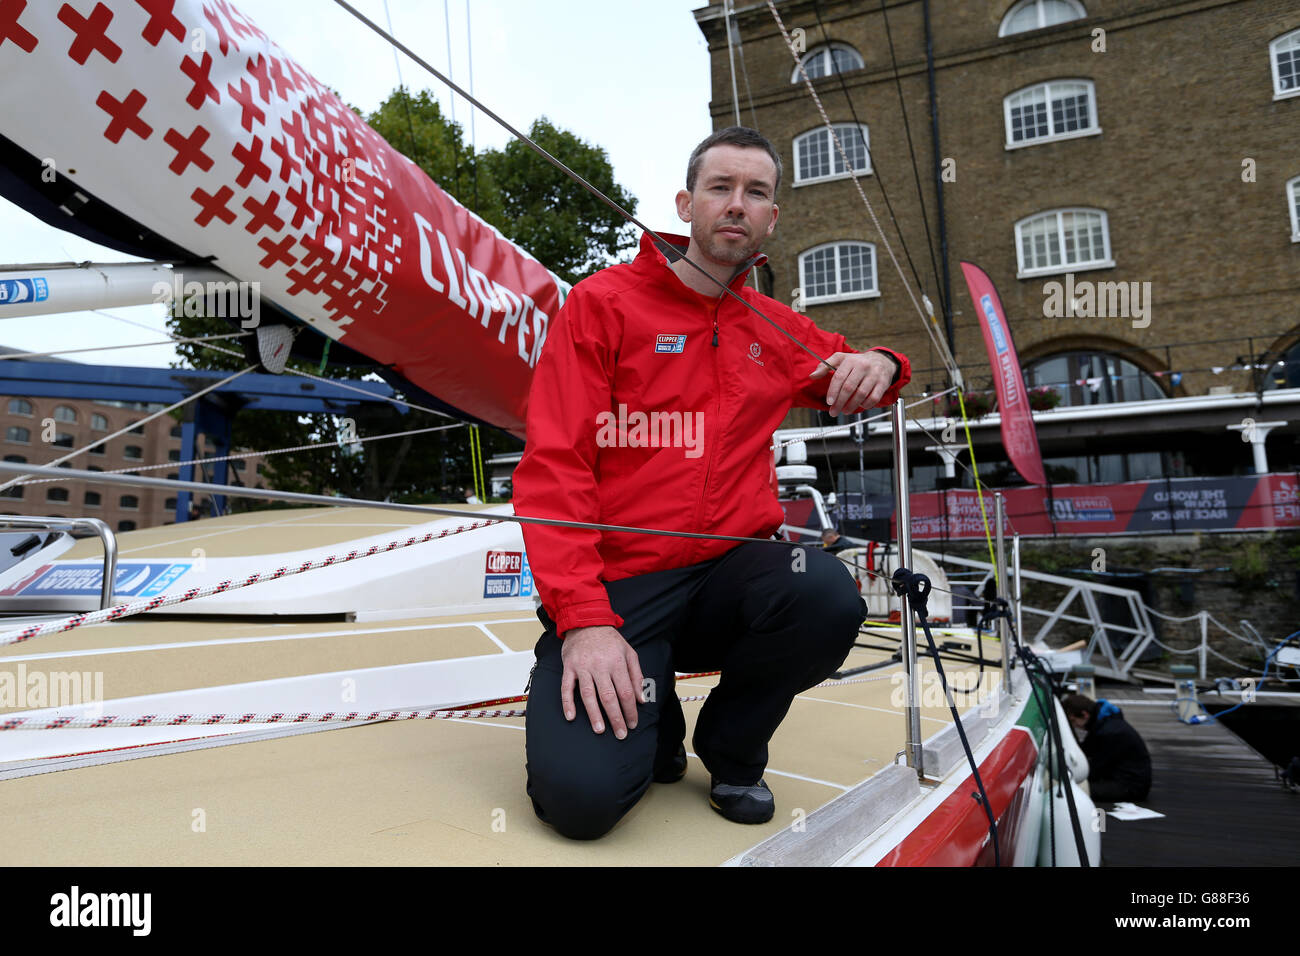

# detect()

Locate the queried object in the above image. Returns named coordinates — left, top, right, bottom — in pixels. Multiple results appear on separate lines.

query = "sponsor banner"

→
left=483, top=550, right=533, bottom=599
left=960, top=261, right=1047, bottom=486
left=0, top=0, right=568, bottom=439
left=0, top=277, right=49, bottom=304
left=0, top=562, right=191, bottom=597
left=782, top=475, right=1300, bottom=539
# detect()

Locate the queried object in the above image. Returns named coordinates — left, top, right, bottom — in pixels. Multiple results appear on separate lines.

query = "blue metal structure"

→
left=0, top=360, right=400, bottom=522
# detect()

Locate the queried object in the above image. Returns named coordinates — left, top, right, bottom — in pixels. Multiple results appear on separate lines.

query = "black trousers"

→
left=524, top=541, right=865, bottom=840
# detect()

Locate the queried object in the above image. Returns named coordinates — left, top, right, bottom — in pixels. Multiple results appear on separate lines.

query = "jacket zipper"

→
left=694, top=296, right=724, bottom=560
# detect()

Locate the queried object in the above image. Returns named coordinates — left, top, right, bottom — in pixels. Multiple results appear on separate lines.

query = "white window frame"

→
left=91, top=413, right=108, bottom=431
left=7, top=399, right=32, bottom=417
left=790, top=42, right=864, bottom=83
left=1014, top=208, right=1114, bottom=278
left=998, top=0, right=1087, bottom=37
left=1271, top=28, right=1300, bottom=100
left=53, top=405, right=77, bottom=424
left=1288, top=176, right=1300, bottom=242
left=798, top=241, right=881, bottom=304
left=793, top=124, right=872, bottom=186
left=1004, top=79, right=1100, bottom=149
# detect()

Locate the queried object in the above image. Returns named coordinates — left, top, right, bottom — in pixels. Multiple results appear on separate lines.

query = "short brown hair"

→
left=1063, top=693, right=1095, bottom=719
left=686, top=126, right=783, bottom=194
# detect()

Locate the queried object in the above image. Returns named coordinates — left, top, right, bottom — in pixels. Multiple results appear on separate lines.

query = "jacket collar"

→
left=638, top=231, right=767, bottom=295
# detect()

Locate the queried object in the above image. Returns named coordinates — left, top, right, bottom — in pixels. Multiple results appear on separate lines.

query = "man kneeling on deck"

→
left=511, top=127, right=911, bottom=840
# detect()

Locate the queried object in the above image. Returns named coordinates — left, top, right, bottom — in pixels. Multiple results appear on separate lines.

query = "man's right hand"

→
left=559, top=625, right=646, bottom=739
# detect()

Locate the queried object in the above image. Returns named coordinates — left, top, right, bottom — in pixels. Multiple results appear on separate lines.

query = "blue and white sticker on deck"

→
left=4, top=562, right=192, bottom=597
left=0, top=277, right=50, bottom=305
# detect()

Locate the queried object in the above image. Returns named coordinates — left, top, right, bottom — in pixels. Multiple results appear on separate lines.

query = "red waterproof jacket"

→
left=512, top=232, right=911, bottom=636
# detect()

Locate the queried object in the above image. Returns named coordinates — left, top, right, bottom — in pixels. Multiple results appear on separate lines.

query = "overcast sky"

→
left=0, top=0, right=713, bottom=367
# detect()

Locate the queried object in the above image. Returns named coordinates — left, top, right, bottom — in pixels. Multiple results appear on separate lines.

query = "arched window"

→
left=85, top=491, right=102, bottom=507
left=798, top=241, right=879, bottom=304
left=0, top=485, right=21, bottom=499
left=123, top=445, right=143, bottom=460
left=791, top=42, right=864, bottom=82
left=1271, top=28, right=1300, bottom=98
left=120, top=495, right=139, bottom=510
left=1004, top=80, right=1098, bottom=147
left=1288, top=176, right=1300, bottom=242
left=91, top=413, right=108, bottom=431
left=793, top=124, right=870, bottom=185
left=128, top=421, right=145, bottom=435
left=1025, top=350, right=1165, bottom=407
left=6, top=426, right=30, bottom=444
left=999, top=0, right=1086, bottom=37
left=46, top=488, right=69, bottom=503
left=1014, top=208, right=1112, bottom=277
left=53, top=405, right=77, bottom=423
left=53, top=432, right=74, bottom=448
left=7, top=399, right=32, bottom=416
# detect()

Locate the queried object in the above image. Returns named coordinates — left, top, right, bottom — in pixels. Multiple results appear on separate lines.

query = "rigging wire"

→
left=0, top=331, right=251, bottom=362
left=0, top=365, right=257, bottom=494
left=803, top=0, right=945, bottom=324
left=763, top=0, right=955, bottom=377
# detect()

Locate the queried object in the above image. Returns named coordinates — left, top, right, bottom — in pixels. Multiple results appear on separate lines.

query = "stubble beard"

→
left=693, top=218, right=765, bottom=266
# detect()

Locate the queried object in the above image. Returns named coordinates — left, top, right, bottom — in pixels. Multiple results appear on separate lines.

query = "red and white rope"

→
left=0, top=672, right=906, bottom=730
left=0, top=518, right=498, bottom=648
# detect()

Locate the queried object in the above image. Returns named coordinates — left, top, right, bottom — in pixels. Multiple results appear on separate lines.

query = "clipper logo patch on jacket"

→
left=655, top=334, right=687, bottom=353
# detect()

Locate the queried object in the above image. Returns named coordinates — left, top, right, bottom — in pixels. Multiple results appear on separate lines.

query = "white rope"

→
left=0, top=332, right=251, bottom=362
left=16, top=421, right=467, bottom=486
left=0, top=517, right=498, bottom=649
left=0, top=365, right=257, bottom=494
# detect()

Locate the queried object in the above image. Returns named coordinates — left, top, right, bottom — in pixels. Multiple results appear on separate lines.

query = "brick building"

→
left=693, top=0, right=1300, bottom=494
left=0, top=348, right=267, bottom=531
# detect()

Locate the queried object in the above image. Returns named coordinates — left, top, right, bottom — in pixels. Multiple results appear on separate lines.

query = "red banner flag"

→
left=959, top=261, right=1046, bottom=486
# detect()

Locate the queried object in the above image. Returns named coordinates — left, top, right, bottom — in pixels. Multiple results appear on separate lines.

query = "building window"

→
left=1026, top=351, right=1166, bottom=407
left=6, top=426, right=30, bottom=444
left=1271, top=28, right=1300, bottom=99
left=798, top=241, right=879, bottom=304
left=117, top=520, right=136, bottom=532
left=86, top=465, right=103, bottom=472
left=168, top=449, right=181, bottom=462
left=1004, top=80, right=1098, bottom=148
left=999, top=0, right=1086, bottom=37
left=120, top=495, right=139, bottom=510
left=53, top=432, right=75, bottom=448
left=85, top=491, right=101, bottom=507
left=1288, top=176, right=1300, bottom=242
left=793, top=124, right=870, bottom=185
left=123, top=445, right=143, bottom=460
left=7, top=399, right=32, bottom=416
left=89, top=444, right=105, bottom=456
left=790, top=42, right=864, bottom=82
left=91, top=413, right=108, bottom=431
left=0, top=485, right=21, bottom=499
left=170, top=425, right=183, bottom=438
left=256, top=463, right=265, bottom=475
left=46, top=488, right=69, bottom=503
left=232, top=459, right=246, bottom=472
left=165, top=497, right=177, bottom=510
left=53, top=405, right=77, bottom=423
left=128, top=421, right=145, bottom=435
left=167, top=472, right=179, bottom=481
left=1014, top=208, right=1112, bottom=277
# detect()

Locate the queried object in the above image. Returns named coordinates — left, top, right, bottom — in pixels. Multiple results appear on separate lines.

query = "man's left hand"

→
left=810, top=351, right=898, bottom=417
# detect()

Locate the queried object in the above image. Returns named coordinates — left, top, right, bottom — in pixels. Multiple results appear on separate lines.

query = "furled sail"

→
left=0, top=0, right=567, bottom=438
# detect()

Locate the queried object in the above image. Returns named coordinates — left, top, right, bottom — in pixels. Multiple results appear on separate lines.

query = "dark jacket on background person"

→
left=1082, top=699, right=1152, bottom=803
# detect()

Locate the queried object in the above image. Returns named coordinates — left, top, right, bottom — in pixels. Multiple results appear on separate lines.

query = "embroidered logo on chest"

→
left=747, top=342, right=765, bottom=367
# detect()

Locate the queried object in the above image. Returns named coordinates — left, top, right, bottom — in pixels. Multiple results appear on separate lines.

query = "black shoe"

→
left=708, top=775, right=775, bottom=824
left=653, top=743, right=688, bottom=783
